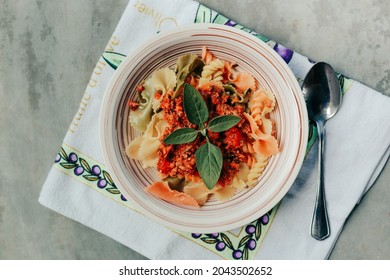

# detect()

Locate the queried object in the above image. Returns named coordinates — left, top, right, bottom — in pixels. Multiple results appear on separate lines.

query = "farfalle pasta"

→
left=126, top=47, right=279, bottom=207
left=126, top=112, right=169, bottom=168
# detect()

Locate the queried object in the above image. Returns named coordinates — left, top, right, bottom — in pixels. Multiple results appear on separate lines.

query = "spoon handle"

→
left=311, top=120, right=330, bottom=240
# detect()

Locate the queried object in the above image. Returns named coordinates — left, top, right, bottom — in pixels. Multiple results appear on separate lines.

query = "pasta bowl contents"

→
left=126, top=47, right=279, bottom=207
left=100, top=24, right=308, bottom=233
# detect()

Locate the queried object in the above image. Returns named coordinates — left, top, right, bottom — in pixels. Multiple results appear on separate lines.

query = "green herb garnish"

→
left=195, top=141, right=223, bottom=190
left=163, top=128, right=198, bottom=145
left=163, top=84, right=240, bottom=190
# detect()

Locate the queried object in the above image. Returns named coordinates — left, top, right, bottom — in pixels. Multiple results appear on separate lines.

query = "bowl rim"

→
left=100, top=23, right=308, bottom=233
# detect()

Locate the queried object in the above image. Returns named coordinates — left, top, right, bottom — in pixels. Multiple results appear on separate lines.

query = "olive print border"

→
left=54, top=144, right=277, bottom=260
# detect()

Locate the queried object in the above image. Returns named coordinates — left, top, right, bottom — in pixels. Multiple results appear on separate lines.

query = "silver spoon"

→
left=302, top=62, right=342, bottom=240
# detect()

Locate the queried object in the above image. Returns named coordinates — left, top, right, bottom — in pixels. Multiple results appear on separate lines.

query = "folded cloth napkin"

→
left=39, top=0, right=390, bottom=260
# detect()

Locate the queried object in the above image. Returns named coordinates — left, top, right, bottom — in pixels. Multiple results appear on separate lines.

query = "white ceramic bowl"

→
left=100, top=23, right=308, bottom=233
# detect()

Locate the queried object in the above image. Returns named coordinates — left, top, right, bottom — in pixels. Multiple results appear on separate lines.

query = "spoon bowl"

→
left=303, top=62, right=342, bottom=122
left=302, top=62, right=342, bottom=240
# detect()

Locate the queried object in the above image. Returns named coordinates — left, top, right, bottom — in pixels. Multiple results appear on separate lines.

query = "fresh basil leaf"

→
left=163, top=128, right=198, bottom=145
left=183, top=84, right=209, bottom=127
left=195, top=141, right=223, bottom=190
left=208, top=115, right=241, bottom=132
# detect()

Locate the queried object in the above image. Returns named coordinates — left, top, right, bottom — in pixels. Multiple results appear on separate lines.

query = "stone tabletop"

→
left=0, top=0, right=389, bottom=259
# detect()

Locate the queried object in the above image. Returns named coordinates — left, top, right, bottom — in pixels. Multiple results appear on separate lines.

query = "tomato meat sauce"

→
left=157, top=85, right=250, bottom=187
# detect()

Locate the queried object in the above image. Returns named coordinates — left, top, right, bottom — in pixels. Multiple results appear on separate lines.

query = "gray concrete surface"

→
left=0, top=0, right=389, bottom=259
